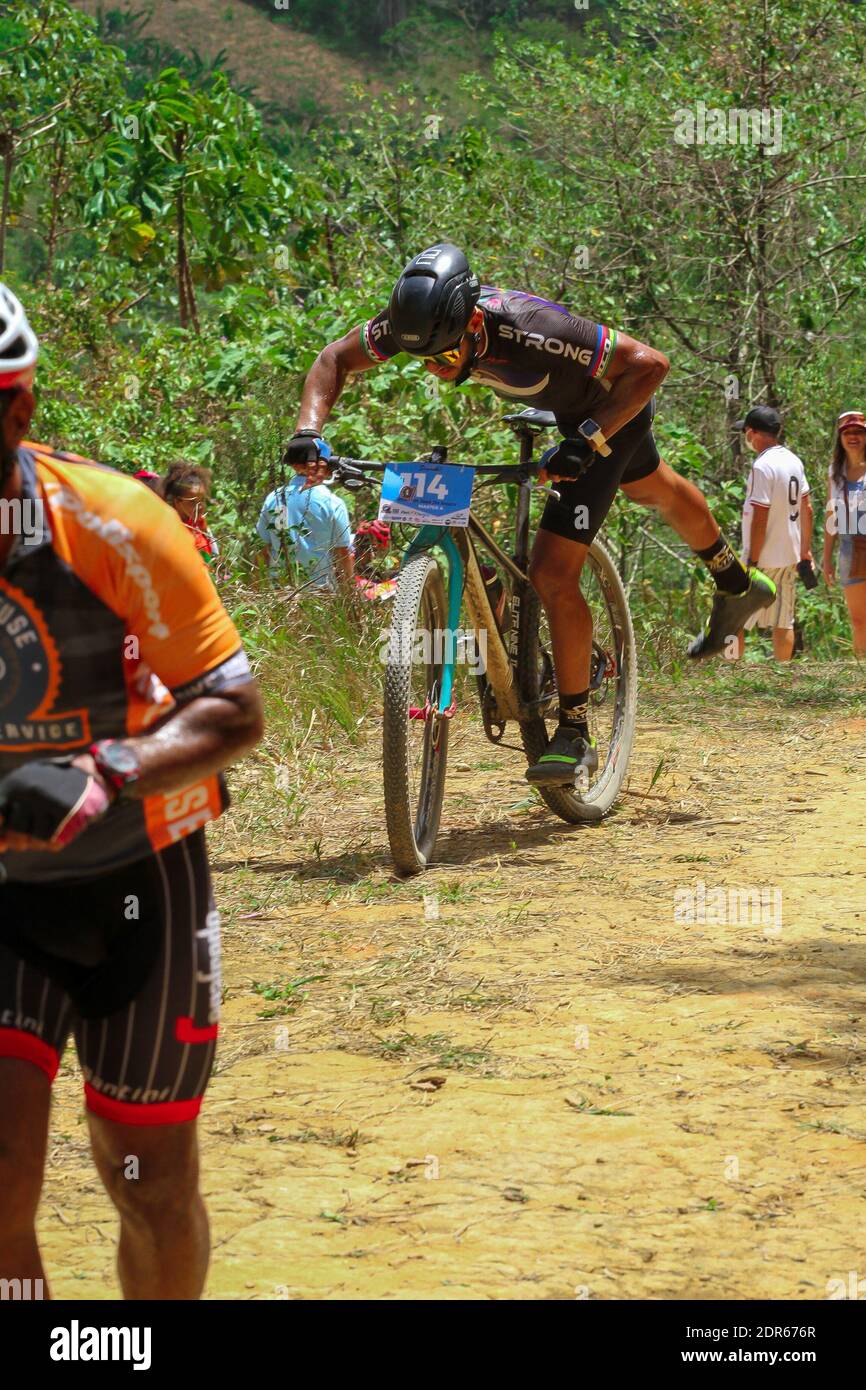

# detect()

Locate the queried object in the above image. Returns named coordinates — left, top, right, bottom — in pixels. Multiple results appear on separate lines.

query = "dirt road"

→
left=39, top=665, right=866, bottom=1299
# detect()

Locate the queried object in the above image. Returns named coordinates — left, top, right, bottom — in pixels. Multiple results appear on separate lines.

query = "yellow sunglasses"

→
left=419, top=344, right=464, bottom=367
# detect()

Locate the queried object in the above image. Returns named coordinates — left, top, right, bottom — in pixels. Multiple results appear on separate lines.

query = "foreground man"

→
left=286, top=243, right=775, bottom=785
left=0, top=285, right=264, bottom=1299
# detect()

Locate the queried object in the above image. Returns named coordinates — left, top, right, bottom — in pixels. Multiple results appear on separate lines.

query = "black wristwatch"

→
left=88, top=740, right=142, bottom=800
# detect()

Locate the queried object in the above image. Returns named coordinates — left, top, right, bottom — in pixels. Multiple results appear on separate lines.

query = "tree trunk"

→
left=323, top=214, right=339, bottom=287
left=0, top=134, right=14, bottom=276
left=183, top=253, right=200, bottom=334
left=174, top=129, right=199, bottom=333
left=177, top=180, right=189, bottom=329
left=376, top=0, right=409, bottom=35
left=753, top=48, right=780, bottom=409
left=44, top=136, right=66, bottom=287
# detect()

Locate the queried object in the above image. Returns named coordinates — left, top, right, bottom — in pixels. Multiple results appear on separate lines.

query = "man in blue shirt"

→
left=257, top=468, right=353, bottom=590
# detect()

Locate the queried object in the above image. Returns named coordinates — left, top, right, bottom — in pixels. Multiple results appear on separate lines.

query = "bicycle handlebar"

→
left=329, top=455, right=539, bottom=482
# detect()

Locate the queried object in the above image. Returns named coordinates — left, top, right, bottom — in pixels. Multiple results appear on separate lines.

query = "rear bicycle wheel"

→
left=382, top=552, right=450, bottom=874
left=517, top=537, right=637, bottom=822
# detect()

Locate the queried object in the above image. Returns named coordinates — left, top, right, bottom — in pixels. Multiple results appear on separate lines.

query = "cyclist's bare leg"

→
left=528, top=530, right=592, bottom=691
left=88, top=1113, right=209, bottom=1300
left=0, top=1060, right=51, bottom=1292
left=619, top=459, right=719, bottom=550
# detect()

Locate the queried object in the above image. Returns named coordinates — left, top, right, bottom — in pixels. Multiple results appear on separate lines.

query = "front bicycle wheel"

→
left=517, top=536, right=637, bottom=822
left=383, top=552, right=450, bottom=874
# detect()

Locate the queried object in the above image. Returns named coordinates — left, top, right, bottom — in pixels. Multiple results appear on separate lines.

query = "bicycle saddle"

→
left=502, top=408, right=558, bottom=433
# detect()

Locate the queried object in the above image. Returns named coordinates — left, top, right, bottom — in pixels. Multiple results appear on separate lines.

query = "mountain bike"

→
left=332, top=407, right=637, bottom=875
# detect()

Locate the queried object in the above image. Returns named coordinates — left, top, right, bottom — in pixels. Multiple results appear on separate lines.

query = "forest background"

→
left=2, top=0, right=864, bottom=700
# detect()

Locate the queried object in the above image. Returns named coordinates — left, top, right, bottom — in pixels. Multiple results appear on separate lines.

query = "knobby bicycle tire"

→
left=516, top=537, right=637, bottom=822
left=382, top=553, right=450, bottom=874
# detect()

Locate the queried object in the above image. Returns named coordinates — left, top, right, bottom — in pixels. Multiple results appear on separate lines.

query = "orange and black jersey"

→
left=0, top=444, right=251, bottom=884
left=362, top=286, right=619, bottom=431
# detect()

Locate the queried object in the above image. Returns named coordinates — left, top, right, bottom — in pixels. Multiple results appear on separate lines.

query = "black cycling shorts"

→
left=0, top=831, right=220, bottom=1126
left=539, top=400, right=660, bottom=545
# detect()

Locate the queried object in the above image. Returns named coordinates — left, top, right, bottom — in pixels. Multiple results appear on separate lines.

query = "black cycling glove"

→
left=0, top=757, right=111, bottom=846
left=282, top=430, right=332, bottom=469
left=540, top=438, right=596, bottom=480
left=796, top=558, right=818, bottom=590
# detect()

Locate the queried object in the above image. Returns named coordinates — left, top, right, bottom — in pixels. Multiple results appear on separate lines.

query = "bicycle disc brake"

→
left=590, top=640, right=617, bottom=699
left=476, top=675, right=507, bottom=744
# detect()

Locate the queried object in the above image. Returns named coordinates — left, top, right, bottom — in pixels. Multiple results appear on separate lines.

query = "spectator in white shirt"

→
left=734, top=406, right=813, bottom=662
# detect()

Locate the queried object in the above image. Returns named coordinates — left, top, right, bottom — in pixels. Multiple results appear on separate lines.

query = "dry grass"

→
left=34, top=660, right=866, bottom=1299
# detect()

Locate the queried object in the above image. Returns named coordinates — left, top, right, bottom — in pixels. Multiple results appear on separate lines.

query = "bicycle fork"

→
left=404, top=526, right=464, bottom=739
left=403, top=526, right=522, bottom=731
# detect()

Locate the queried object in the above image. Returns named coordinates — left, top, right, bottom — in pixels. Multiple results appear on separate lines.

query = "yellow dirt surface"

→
left=36, top=669, right=866, bottom=1300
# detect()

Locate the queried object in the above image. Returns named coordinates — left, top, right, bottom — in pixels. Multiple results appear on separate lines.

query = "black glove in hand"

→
left=540, top=437, right=596, bottom=480
left=796, top=558, right=818, bottom=590
left=0, top=757, right=111, bottom=847
left=281, top=431, right=331, bottom=469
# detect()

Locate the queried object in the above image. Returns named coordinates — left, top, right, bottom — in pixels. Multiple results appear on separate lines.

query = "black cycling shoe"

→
left=687, top=568, right=777, bottom=660
left=525, top=726, right=599, bottom=787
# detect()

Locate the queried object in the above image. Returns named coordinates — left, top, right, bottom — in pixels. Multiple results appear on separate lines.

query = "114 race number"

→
left=379, top=460, right=475, bottom=528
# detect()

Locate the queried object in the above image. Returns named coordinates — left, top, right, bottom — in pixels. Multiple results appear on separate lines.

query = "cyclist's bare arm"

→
left=296, top=327, right=380, bottom=433
left=589, top=332, right=669, bottom=441
left=75, top=681, right=265, bottom=800
left=0, top=683, right=264, bottom=854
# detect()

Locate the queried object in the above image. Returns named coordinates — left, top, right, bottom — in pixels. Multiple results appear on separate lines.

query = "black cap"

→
left=733, top=405, right=782, bottom=434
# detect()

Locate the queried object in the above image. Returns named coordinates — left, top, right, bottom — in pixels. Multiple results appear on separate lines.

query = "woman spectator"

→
left=162, top=461, right=220, bottom=567
left=133, top=467, right=162, bottom=494
left=823, top=410, right=866, bottom=655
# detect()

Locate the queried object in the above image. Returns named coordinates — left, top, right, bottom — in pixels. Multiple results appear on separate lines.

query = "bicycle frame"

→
left=402, top=426, right=539, bottom=724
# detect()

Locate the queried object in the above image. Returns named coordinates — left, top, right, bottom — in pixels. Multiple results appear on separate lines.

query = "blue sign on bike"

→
left=379, top=461, right=475, bottom=527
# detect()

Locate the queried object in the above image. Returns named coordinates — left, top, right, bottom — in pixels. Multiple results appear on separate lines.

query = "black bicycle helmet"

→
left=388, top=243, right=480, bottom=356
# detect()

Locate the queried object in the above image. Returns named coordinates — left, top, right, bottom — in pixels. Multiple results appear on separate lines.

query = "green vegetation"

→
left=2, top=0, right=863, bottom=772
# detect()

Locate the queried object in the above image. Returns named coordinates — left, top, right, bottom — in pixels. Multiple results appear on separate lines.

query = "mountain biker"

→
left=288, top=243, right=775, bottom=785
left=0, top=284, right=264, bottom=1299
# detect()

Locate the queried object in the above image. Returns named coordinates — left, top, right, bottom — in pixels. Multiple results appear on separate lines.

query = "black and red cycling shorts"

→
left=0, top=831, right=220, bottom=1126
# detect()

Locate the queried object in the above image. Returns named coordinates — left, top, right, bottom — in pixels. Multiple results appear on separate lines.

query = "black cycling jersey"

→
left=361, top=285, right=661, bottom=545
left=362, top=286, right=619, bottom=429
